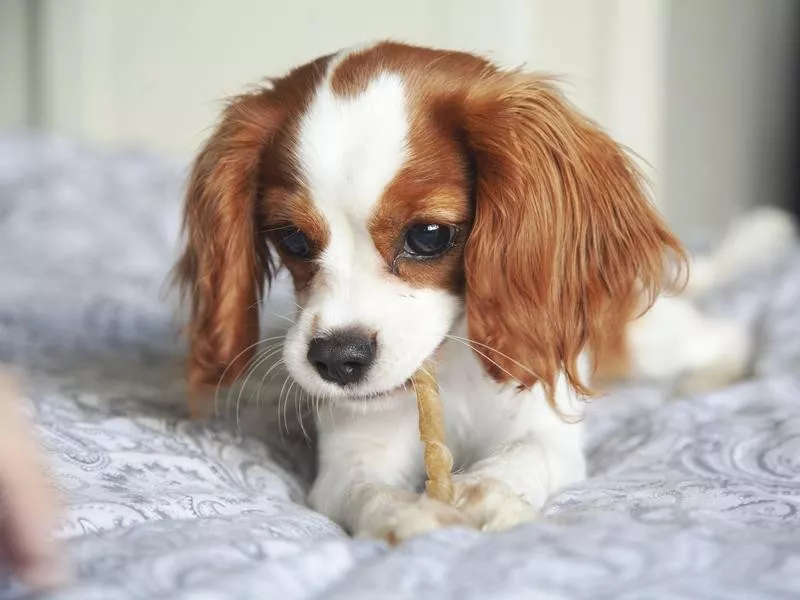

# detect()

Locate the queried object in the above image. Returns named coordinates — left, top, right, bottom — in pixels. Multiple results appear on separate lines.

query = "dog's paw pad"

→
left=453, top=477, right=537, bottom=532
left=364, top=496, right=471, bottom=544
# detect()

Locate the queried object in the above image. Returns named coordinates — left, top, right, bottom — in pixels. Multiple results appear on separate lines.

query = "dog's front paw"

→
left=453, top=476, right=537, bottom=532
left=360, top=496, right=472, bottom=544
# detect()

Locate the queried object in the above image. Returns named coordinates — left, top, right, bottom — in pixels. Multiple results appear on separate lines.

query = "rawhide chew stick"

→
left=412, top=360, right=454, bottom=504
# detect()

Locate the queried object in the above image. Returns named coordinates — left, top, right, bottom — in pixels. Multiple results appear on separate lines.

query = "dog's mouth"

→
left=344, top=376, right=416, bottom=401
left=340, top=354, right=444, bottom=402
left=342, top=341, right=448, bottom=401
left=291, top=334, right=448, bottom=404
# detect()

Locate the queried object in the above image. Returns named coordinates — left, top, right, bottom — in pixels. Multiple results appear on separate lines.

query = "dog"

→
left=176, top=41, right=756, bottom=541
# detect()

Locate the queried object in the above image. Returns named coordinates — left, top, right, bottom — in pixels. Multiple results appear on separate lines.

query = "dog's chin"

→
left=344, top=376, right=415, bottom=401
left=285, top=362, right=423, bottom=411
left=294, top=375, right=415, bottom=408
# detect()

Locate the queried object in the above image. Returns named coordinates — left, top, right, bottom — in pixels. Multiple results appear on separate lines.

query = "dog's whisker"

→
left=259, top=224, right=296, bottom=234
left=228, top=343, right=285, bottom=411
left=214, top=337, right=272, bottom=416
left=295, top=386, right=312, bottom=443
left=286, top=380, right=302, bottom=438
left=326, top=388, right=335, bottom=424
left=284, top=379, right=298, bottom=436
left=439, top=335, right=526, bottom=389
left=275, top=378, right=287, bottom=439
left=256, top=347, right=284, bottom=395
left=272, top=374, right=290, bottom=442
left=256, top=359, right=286, bottom=398
left=278, top=374, right=294, bottom=437
left=298, top=391, right=320, bottom=447
left=313, top=393, right=322, bottom=429
left=229, top=345, right=285, bottom=428
left=441, top=333, right=544, bottom=384
left=265, top=311, right=297, bottom=326
left=213, top=335, right=287, bottom=415
left=264, top=355, right=296, bottom=393
left=254, top=358, right=287, bottom=409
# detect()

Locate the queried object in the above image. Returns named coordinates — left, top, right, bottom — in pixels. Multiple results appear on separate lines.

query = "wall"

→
left=664, top=0, right=800, bottom=236
left=26, top=0, right=648, bottom=159
left=0, top=0, right=33, bottom=128
left=6, top=0, right=795, bottom=233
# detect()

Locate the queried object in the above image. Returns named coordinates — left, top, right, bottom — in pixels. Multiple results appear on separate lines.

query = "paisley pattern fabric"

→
left=1, top=133, right=800, bottom=599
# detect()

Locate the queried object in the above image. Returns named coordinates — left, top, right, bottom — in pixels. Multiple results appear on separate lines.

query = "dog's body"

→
left=175, top=41, right=756, bottom=540
left=309, top=321, right=587, bottom=537
left=2, top=41, right=792, bottom=587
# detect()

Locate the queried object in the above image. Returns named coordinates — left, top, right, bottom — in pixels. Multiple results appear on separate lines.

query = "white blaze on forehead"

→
left=282, top=56, right=463, bottom=397
left=295, top=68, right=409, bottom=224
left=294, top=62, right=411, bottom=324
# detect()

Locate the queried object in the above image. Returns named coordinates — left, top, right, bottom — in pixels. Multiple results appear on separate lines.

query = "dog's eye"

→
left=403, top=224, right=456, bottom=257
left=277, top=227, right=312, bottom=258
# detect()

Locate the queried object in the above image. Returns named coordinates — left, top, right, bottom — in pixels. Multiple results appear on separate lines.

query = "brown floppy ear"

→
left=461, top=73, right=686, bottom=401
left=174, top=91, right=280, bottom=410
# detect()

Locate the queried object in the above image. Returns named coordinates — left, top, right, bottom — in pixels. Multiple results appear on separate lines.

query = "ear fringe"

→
left=462, top=73, right=688, bottom=409
left=173, top=89, right=281, bottom=409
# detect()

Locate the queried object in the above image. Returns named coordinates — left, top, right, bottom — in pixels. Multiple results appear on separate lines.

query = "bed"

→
left=1, top=133, right=800, bottom=600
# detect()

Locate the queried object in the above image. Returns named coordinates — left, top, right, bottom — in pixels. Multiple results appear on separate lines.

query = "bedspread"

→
left=1, top=134, right=800, bottom=599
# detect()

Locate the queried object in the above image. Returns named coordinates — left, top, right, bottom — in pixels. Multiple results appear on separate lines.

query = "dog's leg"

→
left=625, top=295, right=753, bottom=393
left=308, top=401, right=470, bottom=543
left=451, top=394, right=586, bottom=532
left=599, top=208, right=797, bottom=392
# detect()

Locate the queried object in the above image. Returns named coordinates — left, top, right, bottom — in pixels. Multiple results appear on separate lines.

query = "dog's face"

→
left=177, top=42, right=684, bottom=409
left=270, top=69, right=473, bottom=402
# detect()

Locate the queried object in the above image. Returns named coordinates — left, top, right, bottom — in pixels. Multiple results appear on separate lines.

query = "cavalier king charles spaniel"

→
left=175, top=42, right=752, bottom=541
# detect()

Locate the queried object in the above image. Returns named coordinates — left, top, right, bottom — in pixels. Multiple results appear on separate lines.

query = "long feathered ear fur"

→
left=174, top=91, right=281, bottom=413
left=461, top=73, right=687, bottom=402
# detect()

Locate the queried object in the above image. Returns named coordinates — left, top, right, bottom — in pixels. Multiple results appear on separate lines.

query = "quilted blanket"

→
left=1, top=133, right=800, bottom=600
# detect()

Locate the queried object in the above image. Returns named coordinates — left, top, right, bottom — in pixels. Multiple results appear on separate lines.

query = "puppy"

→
left=176, top=41, right=690, bottom=541
left=0, top=370, right=64, bottom=589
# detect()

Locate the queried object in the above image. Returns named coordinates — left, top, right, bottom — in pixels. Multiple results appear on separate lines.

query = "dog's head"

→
left=176, top=42, right=685, bottom=407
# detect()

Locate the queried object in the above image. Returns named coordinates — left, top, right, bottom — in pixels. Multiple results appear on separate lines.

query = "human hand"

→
left=0, top=370, right=67, bottom=590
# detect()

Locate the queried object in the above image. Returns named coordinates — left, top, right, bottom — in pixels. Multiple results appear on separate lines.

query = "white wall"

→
left=0, top=0, right=32, bottom=128
left=36, top=0, right=432, bottom=154
left=663, top=0, right=799, bottom=236
left=26, top=0, right=659, bottom=159
left=11, top=0, right=794, bottom=233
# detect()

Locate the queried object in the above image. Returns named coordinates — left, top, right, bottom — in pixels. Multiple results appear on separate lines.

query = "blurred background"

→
left=1, top=0, right=799, bottom=237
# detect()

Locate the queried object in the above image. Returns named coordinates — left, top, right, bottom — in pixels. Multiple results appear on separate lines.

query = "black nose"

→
left=307, top=331, right=376, bottom=386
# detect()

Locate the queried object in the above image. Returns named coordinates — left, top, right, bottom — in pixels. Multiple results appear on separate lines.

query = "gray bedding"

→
left=1, top=133, right=800, bottom=599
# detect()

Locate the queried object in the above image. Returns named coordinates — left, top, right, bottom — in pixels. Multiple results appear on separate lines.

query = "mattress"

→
left=1, top=134, right=800, bottom=599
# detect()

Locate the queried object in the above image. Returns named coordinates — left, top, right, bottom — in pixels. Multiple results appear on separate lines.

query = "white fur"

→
left=308, top=323, right=587, bottom=539
left=286, top=63, right=461, bottom=403
left=282, top=62, right=587, bottom=540
left=627, top=207, right=797, bottom=393
left=296, top=69, right=408, bottom=223
left=279, top=63, right=782, bottom=541
left=626, top=295, right=753, bottom=393
left=685, top=206, right=797, bottom=298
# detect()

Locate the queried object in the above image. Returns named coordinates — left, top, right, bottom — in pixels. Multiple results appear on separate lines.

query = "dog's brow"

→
left=410, top=207, right=467, bottom=224
left=408, top=193, right=470, bottom=224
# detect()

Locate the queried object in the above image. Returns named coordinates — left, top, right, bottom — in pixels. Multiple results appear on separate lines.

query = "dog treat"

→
left=412, top=360, right=454, bottom=504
